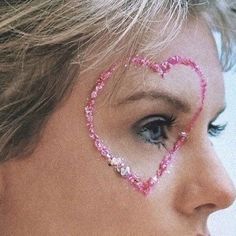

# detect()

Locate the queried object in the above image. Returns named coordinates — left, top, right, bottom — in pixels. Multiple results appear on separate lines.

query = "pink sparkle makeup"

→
left=85, top=55, right=207, bottom=195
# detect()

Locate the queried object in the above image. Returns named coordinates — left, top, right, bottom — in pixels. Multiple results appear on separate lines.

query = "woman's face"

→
left=0, top=19, right=235, bottom=235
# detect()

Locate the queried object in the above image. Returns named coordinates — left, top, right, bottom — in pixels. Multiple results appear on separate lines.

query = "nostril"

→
left=195, top=203, right=216, bottom=213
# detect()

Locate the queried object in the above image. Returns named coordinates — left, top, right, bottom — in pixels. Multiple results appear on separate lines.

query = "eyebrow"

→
left=116, top=90, right=191, bottom=113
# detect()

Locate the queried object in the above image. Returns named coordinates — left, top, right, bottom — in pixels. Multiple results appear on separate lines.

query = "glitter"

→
left=120, top=166, right=131, bottom=177
left=109, top=157, right=122, bottom=166
left=85, top=55, right=207, bottom=195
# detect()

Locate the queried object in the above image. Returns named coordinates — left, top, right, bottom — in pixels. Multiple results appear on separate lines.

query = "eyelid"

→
left=207, top=105, right=227, bottom=135
left=133, top=114, right=176, bottom=126
left=208, top=122, right=227, bottom=137
left=210, top=106, right=226, bottom=124
left=133, top=115, right=171, bottom=148
left=134, top=115, right=169, bottom=127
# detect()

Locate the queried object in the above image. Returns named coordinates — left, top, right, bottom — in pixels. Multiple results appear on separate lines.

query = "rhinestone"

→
left=180, top=131, right=188, bottom=138
left=120, top=166, right=131, bottom=176
left=91, top=91, right=97, bottom=98
left=101, top=149, right=108, bottom=156
left=109, top=157, right=122, bottom=166
left=152, top=176, right=158, bottom=182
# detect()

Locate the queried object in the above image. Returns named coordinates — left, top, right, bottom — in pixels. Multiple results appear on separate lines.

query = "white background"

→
left=208, top=67, right=236, bottom=235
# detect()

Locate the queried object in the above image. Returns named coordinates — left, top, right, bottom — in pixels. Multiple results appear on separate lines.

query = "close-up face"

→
left=0, top=17, right=235, bottom=236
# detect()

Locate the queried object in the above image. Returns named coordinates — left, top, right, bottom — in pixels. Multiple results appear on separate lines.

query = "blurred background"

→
left=208, top=41, right=236, bottom=235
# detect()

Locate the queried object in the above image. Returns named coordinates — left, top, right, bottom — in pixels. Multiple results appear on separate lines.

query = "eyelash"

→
left=134, top=114, right=176, bottom=149
left=208, top=123, right=227, bottom=137
left=134, top=115, right=226, bottom=148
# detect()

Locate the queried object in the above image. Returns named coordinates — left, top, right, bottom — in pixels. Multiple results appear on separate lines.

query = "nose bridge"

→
left=188, top=136, right=236, bottom=210
left=176, top=135, right=236, bottom=216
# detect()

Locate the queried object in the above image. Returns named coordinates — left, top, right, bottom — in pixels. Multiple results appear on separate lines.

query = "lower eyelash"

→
left=134, top=114, right=177, bottom=150
left=142, top=137, right=166, bottom=149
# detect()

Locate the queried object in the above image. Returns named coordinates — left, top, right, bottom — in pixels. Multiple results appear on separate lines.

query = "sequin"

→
left=85, top=55, right=207, bottom=195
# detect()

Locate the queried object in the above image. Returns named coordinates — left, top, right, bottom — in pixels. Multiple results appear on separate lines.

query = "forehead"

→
left=109, top=18, right=225, bottom=113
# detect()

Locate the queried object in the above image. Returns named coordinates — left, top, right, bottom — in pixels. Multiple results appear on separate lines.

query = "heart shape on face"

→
left=85, top=55, right=207, bottom=195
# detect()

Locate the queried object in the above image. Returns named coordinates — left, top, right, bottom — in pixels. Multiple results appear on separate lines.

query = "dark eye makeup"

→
left=133, top=113, right=226, bottom=149
left=208, top=122, right=227, bottom=137
left=133, top=114, right=176, bottom=149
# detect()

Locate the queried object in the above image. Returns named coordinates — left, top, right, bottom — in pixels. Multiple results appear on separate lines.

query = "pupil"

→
left=142, top=121, right=163, bottom=142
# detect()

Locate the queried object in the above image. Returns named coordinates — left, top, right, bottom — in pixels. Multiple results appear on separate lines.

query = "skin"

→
left=0, top=18, right=235, bottom=236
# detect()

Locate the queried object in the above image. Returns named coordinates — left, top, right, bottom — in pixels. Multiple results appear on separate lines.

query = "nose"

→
left=175, top=137, right=236, bottom=216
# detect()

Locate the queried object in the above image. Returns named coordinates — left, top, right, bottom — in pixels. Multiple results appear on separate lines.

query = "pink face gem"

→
left=85, top=55, right=207, bottom=195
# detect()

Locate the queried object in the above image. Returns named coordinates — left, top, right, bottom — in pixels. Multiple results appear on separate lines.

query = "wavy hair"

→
left=0, top=0, right=235, bottom=161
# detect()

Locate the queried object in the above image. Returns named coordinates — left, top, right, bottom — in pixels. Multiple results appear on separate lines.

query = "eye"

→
left=133, top=115, right=176, bottom=148
left=208, top=122, right=227, bottom=137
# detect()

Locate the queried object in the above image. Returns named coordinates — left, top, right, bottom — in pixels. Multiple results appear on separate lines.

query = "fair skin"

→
left=0, top=18, right=235, bottom=236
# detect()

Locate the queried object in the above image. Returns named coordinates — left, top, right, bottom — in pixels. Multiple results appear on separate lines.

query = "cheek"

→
left=85, top=55, right=207, bottom=195
left=94, top=108, right=178, bottom=178
left=75, top=149, right=179, bottom=233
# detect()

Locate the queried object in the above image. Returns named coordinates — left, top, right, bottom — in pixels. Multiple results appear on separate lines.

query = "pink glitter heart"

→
left=85, top=55, right=207, bottom=195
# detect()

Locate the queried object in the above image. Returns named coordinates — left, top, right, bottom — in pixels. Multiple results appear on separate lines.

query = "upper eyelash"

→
left=133, top=114, right=177, bottom=132
left=208, top=123, right=227, bottom=137
left=164, top=114, right=177, bottom=126
left=141, top=114, right=176, bottom=126
left=133, top=114, right=176, bottom=148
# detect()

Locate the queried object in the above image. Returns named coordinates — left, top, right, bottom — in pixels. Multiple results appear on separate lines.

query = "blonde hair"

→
left=0, top=0, right=235, bottom=162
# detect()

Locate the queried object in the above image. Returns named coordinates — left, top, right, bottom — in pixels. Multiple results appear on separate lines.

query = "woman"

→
left=0, top=1, right=235, bottom=235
